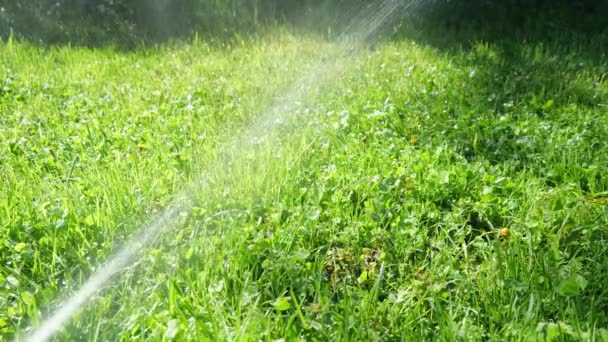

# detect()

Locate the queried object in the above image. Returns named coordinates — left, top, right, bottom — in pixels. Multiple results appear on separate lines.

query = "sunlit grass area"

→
left=1, top=25, right=607, bottom=340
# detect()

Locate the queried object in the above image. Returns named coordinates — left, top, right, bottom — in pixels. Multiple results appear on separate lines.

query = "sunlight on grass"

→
left=1, top=23, right=608, bottom=340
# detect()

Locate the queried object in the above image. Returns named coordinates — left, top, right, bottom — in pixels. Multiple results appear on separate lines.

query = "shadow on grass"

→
left=389, top=1, right=608, bottom=192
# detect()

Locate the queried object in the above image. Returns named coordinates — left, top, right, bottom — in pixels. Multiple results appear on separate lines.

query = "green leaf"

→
left=558, top=275, right=587, bottom=296
left=274, top=296, right=291, bottom=311
left=165, top=319, right=179, bottom=340
left=21, top=292, right=35, bottom=306
left=6, top=275, right=19, bottom=287
left=84, top=215, right=95, bottom=226
left=295, top=248, right=310, bottom=260
left=358, top=270, right=368, bottom=283
left=14, top=242, right=26, bottom=253
left=184, top=247, right=194, bottom=260
left=208, top=280, right=224, bottom=294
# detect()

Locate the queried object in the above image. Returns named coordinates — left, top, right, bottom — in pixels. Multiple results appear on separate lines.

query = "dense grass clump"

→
left=1, top=15, right=608, bottom=341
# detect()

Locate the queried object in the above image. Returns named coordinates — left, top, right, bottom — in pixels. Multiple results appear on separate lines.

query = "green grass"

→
left=1, top=25, right=608, bottom=341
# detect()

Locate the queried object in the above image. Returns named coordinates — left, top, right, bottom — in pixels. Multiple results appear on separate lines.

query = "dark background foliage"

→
left=0, top=0, right=607, bottom=45
left=0, top=0, right=363, bottom=44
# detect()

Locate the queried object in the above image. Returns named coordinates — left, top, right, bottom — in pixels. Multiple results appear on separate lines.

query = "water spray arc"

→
left=25, top=1, right=415, bottom=340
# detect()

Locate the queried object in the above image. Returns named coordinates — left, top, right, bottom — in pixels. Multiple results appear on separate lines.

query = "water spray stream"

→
left=24, top=1, right=416, bottom=340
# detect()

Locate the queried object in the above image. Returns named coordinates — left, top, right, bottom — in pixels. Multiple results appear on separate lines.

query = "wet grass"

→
left=1, top=26, right=607, bottom=340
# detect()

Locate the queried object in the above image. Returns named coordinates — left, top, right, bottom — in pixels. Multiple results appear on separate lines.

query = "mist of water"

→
left=24, top=1, right=417, bottom=340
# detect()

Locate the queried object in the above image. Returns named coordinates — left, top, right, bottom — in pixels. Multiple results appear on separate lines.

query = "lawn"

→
left=1, top=14, right=608, bottom=341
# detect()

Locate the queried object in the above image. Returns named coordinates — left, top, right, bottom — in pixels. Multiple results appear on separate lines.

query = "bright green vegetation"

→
left=1, top=25, right=608, bottom=341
